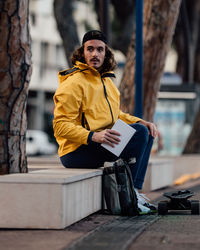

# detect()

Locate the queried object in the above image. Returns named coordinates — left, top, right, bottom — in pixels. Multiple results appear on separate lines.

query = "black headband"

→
left=82, top=30, right=107, bottom=45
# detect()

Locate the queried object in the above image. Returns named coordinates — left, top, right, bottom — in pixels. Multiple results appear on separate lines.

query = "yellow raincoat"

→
left=53, top=61, right=141, bottom=157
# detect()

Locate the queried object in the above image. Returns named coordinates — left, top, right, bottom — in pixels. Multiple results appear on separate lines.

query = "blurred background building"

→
left=28, top=0, right=65, bottom=144
left=27, top=0, right=199, bottom=156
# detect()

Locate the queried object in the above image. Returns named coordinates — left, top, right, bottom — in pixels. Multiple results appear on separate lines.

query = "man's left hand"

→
left=139, top=120, right=158, bottom=138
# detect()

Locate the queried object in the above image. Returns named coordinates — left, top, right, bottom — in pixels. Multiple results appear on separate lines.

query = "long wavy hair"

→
left=71, top=45, right=117, bottom=73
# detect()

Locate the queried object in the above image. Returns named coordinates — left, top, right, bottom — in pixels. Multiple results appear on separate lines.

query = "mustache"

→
left=90, top=57, right=100, bottom=62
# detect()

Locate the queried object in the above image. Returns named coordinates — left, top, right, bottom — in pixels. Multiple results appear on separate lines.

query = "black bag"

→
left=102, top=159, right=139, bottom=216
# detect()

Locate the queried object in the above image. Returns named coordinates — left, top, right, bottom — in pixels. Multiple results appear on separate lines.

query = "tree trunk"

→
left=0, top=0, right=32, bottom=174
left=173, top=1, right=200, bottom=153
left=183, top=108, right=200, bottom=153
left=119, top=0, right=181, bottom=121
left=194, top=31, right=200, bottom=83
left=174, top=0, right=200, bottom=83
left=111, top=0, right=135, bottom=55
left=95, top=0, right=135, bottom=55
left=53, top=0, right=80, bottom=67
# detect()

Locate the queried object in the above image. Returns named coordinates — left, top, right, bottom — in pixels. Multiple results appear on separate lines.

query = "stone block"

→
left=143, top=158, right=174, bottom=192
left=0, top=169, right=102, bottom=229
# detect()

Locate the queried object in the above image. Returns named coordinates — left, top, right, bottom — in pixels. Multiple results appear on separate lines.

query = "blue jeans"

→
left=60, top=123, right=153, bottom=189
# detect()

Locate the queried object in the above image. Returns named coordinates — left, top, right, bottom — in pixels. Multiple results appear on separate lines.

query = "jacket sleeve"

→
left=118, top=110, right=141, bottom=124
left=53, top=79, right=90, bottom=145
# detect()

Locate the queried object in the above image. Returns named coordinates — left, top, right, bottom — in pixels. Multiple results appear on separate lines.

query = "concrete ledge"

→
left=143, top=157, right=174, bottom=192
left=0, top=169, right=102, bottom=229
left=2, top=155, right=194, bottom=229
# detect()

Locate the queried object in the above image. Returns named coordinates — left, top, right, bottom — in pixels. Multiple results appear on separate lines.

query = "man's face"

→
left=83, top=40, right=106, bottom=70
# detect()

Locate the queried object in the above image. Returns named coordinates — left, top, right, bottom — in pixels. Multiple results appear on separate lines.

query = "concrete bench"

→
left=0, top=168, right=102, bottom=229
left=0, top=157, right=175, bottom=229
left=105, top=157, right=174, bottom=192
left=143, top=157, right=174, bottom=192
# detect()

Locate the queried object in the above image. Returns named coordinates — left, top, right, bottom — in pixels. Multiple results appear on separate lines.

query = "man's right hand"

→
left=92, top=129, right=121, bottom=147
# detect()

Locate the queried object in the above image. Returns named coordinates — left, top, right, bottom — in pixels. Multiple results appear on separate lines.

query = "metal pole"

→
left=134, top=0, right=143, bottom=118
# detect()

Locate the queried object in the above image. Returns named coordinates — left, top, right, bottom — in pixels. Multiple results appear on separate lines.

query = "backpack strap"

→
left=125, top=163, right=139, bottom=213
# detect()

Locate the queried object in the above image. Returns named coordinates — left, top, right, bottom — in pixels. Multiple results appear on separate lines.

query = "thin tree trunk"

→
left=0, top=0, right=32, bottom=174
left=111, top=0, right=135, bottom=55
left=174, top=15, right=187, bottom=80
left=53, top=0, right=80, bottom=67
left=175, top=0, right=200, bottom=83
left=194, top=33, right=200, bottom=83
left=95, top=0, right=135, bottom=55
left=183, top=108, right=200, bottom=153
left=173, top=0, right=200, bottom=153
left=119, top=0, right=181, bottom=121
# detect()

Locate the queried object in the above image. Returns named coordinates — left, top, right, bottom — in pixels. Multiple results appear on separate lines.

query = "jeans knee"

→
left=131, top=123, right=149, bottom=142
left=140, top=124, right=149, bottom=135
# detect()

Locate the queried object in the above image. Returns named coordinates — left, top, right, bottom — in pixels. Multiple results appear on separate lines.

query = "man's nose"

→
left=92, top=49, right=98, bottom=56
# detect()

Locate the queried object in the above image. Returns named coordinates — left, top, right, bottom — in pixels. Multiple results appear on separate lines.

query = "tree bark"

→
left=174, top=0, right=200, bottom=83
left=53, top=0, right=80, bottom=67
left=111, top=0, right=135, bottom=55
left=183, top=108, right=200, bottom=153
left=173, top=1, right=200, bottom=153
left=119, top=0, right=181, bottom=121
left=0, top=0, right=32, bottom=174
left=95, top=0, right=135, bottom=55
left=194, top=31, right=200, bottom=83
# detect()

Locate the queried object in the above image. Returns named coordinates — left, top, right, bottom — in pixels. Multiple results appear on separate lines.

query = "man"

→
left=53, top=30, right=158, bottom=214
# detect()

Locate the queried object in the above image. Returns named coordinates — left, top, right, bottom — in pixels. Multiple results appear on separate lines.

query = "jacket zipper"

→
left=101, top=78, right=114, bottom=124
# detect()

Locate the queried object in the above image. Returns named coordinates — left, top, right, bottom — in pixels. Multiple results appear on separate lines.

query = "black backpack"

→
left=102, top=159, right=139, bottom=216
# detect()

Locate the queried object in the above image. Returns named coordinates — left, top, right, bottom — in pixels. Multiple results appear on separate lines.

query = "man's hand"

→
left=139, top=120, right=158, bottom=138
left=92, top=129, right=121, bottom=147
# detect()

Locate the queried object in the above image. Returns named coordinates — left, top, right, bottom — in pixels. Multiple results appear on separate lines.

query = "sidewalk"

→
left=0, top=156, right=199, bottom=250
left=64, top=177, right=200, bottom=250
left=129, top=179, right=200, bottom=250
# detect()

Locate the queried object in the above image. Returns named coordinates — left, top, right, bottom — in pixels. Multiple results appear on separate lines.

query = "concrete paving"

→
left=0, top=155, right=199, bottom=250
left=129, top=182, right=200, bottom=250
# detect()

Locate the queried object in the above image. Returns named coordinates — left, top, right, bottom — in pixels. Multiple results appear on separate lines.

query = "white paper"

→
left=101, top=119, right=136, bottom=157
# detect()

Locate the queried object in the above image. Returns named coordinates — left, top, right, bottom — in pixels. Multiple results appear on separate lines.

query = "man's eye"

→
left=98, top=48, right=103, bottom=52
